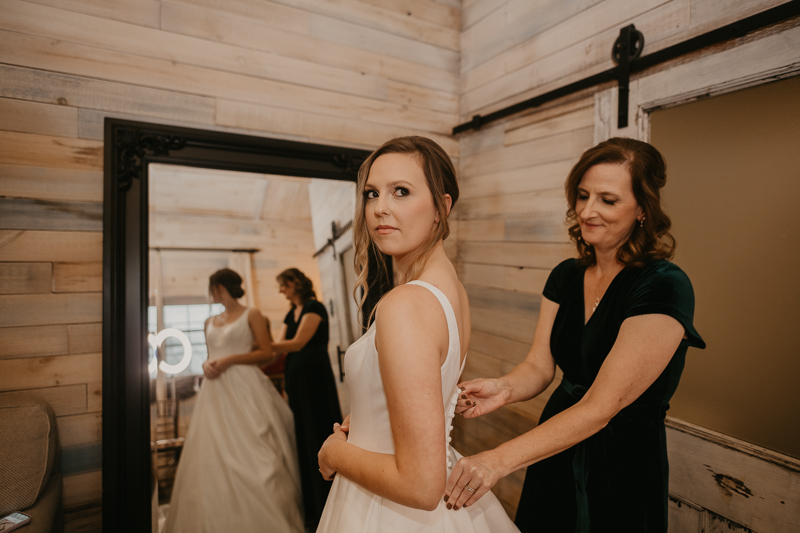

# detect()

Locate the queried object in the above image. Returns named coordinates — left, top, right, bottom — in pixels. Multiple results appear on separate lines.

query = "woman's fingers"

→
left=444, top=454, right=499, bottom=510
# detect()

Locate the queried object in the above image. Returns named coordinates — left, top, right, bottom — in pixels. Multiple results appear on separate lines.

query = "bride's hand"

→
left=455, top=378, right=509, bottom=418
left=444, top=450, right=504, bottom=511
left=202, top=360, right=220, bottom=380
left=318, top=422, right=348, bottom=481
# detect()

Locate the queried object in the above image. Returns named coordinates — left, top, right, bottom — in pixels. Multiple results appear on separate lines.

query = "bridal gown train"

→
left=317, top=281, right=519, bottom=533
left=165, top=308, right=304, bottom=533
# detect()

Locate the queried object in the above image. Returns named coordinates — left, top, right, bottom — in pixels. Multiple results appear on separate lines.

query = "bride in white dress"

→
left=317, top=137, right=519, bottom=533
left=165, top=268, right=304, bottom=533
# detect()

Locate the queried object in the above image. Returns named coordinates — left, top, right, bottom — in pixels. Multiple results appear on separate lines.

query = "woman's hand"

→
left=444, top=450, right=504, bottom=510
left=318, top=422, right=348, bottom=481
left=202, top=360, right=220, bottom=380
left=455, top=378, right=510, bottom=418
left=208, top=356, right=232, bottom=376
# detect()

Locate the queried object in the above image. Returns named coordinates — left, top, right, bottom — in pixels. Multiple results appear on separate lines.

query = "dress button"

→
left=447, top=461, right=453, bottom=468
left=448, top=425, right=453, bottom=431
left=447, top=436, right=452, bottom=443
left=451, top=398, right=458, bottom=406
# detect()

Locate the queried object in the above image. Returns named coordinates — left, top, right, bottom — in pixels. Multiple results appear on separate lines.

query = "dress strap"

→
left=406, top=281, right=462, bottom=370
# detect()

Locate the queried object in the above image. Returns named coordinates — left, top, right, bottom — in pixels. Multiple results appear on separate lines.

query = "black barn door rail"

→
left=453, top=0, right=800, bottom=134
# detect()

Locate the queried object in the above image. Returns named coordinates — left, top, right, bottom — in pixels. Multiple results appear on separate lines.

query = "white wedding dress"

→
left=165, top=308, right=304, bottom=533
left=317, top=281, right=519, bottom=533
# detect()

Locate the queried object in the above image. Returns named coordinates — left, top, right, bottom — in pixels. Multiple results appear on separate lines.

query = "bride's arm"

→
left=318, top=284, right=449, bottom=511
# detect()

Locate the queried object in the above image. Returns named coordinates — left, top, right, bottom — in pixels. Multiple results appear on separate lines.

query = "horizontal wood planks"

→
left=458, top=0, right=790, bottom=119
left=0, top=0, right=459, bottom=153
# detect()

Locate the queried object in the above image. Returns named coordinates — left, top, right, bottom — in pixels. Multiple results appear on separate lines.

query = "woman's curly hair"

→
left=276, top=268, right=317, bottom=306
left=565, top=137, right=676, bottom=267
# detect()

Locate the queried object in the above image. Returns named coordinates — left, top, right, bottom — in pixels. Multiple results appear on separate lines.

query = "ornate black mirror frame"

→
left=102, top=118, right=370, bottom=532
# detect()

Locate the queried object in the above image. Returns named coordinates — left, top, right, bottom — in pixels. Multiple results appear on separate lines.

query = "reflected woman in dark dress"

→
left=272, top=267, right=342, bottom=530
left=444, top=138, right=705, bottom=532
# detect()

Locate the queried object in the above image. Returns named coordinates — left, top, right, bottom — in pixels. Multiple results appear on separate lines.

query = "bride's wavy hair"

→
left=565, top=137, right=675, bottom=267
left=353, top=136, right=458, bottom=325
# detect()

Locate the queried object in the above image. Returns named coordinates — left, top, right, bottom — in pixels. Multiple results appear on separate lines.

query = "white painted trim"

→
left=666, top=417, right=800, bottom=533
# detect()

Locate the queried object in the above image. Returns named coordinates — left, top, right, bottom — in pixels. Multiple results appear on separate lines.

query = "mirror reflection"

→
left=146, top=164, right=356, bottom=532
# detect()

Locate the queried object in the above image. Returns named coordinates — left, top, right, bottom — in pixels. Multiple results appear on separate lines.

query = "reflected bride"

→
left=164, top=268, right=304, bottom=533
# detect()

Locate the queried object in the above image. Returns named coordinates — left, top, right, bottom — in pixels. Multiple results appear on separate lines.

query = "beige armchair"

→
left=0, top=396, right=63, bottom=533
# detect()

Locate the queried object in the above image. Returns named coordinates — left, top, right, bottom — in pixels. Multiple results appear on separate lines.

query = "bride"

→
left=317, top=137, right=519, bottom=532
left=165, top=268, right=304, bottom=533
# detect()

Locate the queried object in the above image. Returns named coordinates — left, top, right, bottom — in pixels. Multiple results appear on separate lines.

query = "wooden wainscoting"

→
left=666, top=417, right=800, bottom=533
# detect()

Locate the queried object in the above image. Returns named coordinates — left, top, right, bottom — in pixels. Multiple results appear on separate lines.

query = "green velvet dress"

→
left=514, top=258, right=705, bottom=533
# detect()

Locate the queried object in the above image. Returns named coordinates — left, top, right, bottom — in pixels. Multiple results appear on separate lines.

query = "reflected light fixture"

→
left=147, top=328, right=193, bottom=375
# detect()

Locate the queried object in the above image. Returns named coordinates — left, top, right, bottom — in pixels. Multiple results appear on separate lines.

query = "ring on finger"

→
left=465, top=484, right=476, bottom=493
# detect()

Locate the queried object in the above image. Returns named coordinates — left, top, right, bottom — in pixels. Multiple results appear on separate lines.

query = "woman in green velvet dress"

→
left=444, top=138, right=705, bottom=532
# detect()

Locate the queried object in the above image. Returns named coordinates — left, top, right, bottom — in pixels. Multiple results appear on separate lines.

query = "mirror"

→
left=147, top=163, right=357, bottom=528
left=103, top=118, right=370, bottom=532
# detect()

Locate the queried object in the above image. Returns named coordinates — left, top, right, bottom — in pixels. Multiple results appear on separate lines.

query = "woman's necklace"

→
left=588, top=264, right=623, bottom=316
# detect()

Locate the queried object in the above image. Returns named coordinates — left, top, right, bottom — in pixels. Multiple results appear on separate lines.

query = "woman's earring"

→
left=639, top=216, right=645, bottom=228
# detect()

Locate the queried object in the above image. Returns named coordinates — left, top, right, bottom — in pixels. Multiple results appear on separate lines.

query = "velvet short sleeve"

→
left=303, top=299, right=328, bottom=320
left=624, top=261, right=705, bottom=349
left=543, top=258, right=579, bottom=304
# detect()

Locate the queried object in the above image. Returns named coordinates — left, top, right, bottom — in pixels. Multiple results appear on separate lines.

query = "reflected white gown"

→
left=165, top=308, right=304, bottom=533
left=317, top=281, right=519, bottom=533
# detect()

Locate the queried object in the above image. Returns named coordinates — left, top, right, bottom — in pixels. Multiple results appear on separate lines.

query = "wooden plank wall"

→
left=0, top=0, right=459, bottom=529
left=451, top=0, right=794, bottom=520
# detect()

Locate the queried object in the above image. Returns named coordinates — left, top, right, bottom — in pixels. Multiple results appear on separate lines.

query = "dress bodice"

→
left=318, top=282, right=520, bottom=532
left=205, top=308, right=253, bottom=361
left=344, top=281, right=466, bottom=465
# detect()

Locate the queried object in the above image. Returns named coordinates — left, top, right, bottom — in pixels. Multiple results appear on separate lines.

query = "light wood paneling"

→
left=0, top=131, right=102, bottom=171
left=0, top=263, right=52, bottom=294
left=0, top=164, right=103, bottom=202
left=459, top=241, right=574, bottom=269
left=0, top=65, right=216, bottom=124
left=460, top=127, right=593, bottom=178
left=1, top=0, right=389, bottom=100
left=26, top=0, right=162, bottom=28
left=0, top=384, right=87, bottom=417
left=0, top=231, right=102, bottom=263
left=215, top=99, right=458, bottom=152
left=0, top=293, right=101, bottom=327
left=53, top=263, right=102, bottom=293
left=57, top=412, right=102, bottom=447
left=68, top=324, right=102, bottom=355
left=159, top=2, right=458, bottom=93
left=0, top=353, right=102, bottom=391
left=0, top=198, right=102, bottom=232
left=0, top=97, right=78, bottom=138
left=459, top=263, right=550, bottom=295
left=0, top=30, right=453, bottom=138
left=0, top=325, right=69, bottom=359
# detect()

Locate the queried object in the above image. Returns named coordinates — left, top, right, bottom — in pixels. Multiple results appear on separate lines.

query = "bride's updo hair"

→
left=353, top=136, right=459, bottom=321
left=209, top=268, right=245, bottom=299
